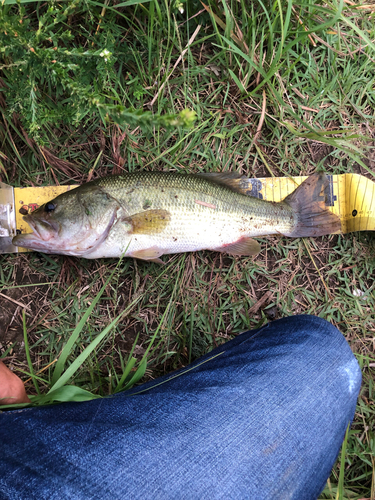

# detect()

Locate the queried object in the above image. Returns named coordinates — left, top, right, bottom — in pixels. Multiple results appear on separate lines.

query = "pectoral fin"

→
left=125, top=209, right=171, bottom=235
left=212, top=237, right=261, bottom=256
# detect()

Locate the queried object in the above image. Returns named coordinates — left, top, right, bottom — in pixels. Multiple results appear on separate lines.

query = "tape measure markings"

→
left=362, top=176, right=368, bottom=231
left=369, top=177, right=375, bottom=230
left=347, top=174, right=354, bottom=220
left=354, top=174, right=361, bottom=233
left=352, top=174, right=360, bottom=233
left=361, top=176, right=370, bottom=231
left=367, top=178, right=375, bottom=231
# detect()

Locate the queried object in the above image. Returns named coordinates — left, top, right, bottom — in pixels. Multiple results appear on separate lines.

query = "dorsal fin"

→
left=196, top=172, right=248, bottom=193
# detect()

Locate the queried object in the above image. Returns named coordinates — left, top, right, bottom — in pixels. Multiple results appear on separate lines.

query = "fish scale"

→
left=82, top=172, right=296, bottom=258
left=12, top=172, right=341, bottom=260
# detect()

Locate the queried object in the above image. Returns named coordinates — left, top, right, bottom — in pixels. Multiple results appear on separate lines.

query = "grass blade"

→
left=49, top=311, right=125, bottom=393
left=335, top=424, right=350, bottom=500
left=23, top=310, right=40, bottom=395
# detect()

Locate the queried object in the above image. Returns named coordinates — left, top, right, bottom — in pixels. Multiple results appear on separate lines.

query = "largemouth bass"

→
left=12, top=172, right=341, bottom=262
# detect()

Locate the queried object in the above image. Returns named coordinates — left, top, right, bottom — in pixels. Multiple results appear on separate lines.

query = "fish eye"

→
left=45, top=202, right=56, bottom=213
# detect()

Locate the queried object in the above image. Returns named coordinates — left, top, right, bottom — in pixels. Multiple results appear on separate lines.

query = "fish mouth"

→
left=12, top=207, right=118, bottom=257
left=12, top=232, right=56, bottom=252
left=23, top=215, right=60, bottom=241
left=12, top=215, right=62, bottom=252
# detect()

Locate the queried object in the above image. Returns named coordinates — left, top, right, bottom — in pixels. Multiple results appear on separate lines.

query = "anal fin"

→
left=212, top=237, right=261, bottom=256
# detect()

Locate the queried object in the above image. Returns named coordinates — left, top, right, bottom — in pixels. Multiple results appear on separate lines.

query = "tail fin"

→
left=283, top=173, right=341, bottom=237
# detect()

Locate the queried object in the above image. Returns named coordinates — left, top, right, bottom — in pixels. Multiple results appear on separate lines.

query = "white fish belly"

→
left=83, top=209, right=289, bottom=258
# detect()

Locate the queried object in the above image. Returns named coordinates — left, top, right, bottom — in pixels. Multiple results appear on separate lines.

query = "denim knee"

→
left=273, top=314, right=362, bottom=400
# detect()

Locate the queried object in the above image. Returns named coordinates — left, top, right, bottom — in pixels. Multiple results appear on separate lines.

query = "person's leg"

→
left=0, top=315, right=361, bottom=500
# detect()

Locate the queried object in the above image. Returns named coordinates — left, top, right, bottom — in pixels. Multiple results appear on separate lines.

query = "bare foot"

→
left=0, top=361, right=31, bottom=405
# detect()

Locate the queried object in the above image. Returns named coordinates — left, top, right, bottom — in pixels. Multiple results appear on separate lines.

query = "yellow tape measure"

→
left=0, top=173, right=374, bottom=254
left=248, top=173, right=375, bottom=234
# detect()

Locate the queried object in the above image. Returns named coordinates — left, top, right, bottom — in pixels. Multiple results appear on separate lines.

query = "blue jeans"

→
left=0, top=315, right=361, bottom=500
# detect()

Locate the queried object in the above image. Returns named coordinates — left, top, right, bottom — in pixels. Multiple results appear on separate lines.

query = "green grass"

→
left=0, top=0, right=375, bottom=497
